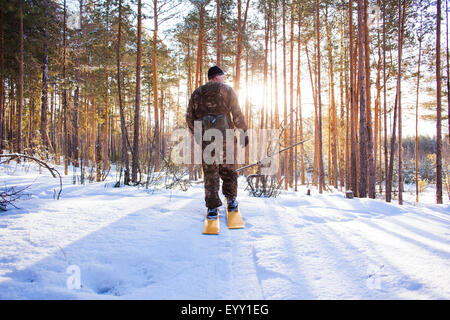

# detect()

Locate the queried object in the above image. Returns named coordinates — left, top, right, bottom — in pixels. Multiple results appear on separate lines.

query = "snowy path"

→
left=0, top=163, right=449, bottom=299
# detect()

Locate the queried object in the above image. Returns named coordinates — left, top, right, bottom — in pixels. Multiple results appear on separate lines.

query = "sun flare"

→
left=237, top=83, right=266, bottom=111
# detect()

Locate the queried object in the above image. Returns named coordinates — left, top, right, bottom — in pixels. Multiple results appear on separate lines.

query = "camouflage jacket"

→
left=186, top=81, right=248, bottom=134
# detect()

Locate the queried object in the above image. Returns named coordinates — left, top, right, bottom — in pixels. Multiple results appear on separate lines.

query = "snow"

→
left=0, top=160, right=449, bottom=300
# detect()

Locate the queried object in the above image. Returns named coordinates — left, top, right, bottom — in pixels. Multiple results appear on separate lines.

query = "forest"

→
left=0, top=0, right=449, bottom=205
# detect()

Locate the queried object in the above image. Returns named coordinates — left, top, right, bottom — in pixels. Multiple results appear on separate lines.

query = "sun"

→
left=238, top=83, right=266, bottom=111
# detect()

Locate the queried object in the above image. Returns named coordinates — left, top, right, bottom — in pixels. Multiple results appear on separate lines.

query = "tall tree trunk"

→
left=364, top=0, right=376, bottom=198
left=28, top=98, right=33, bottom=150
left=262, top=2, right=270, bottom=131
left=187, top=38, right=195, bottom=180
left=0, top=7, right=4, bottom=153
left=345, top=37, right=350, bottom=191
left=316, top=0, right=324, bottom=193
left=397, top=0, right=406, bottom=205
left=340, top=45, right=346, bottom=190
left=387, top=91, right=398, bottom=203
left=282, top=0, right=290, bottom=190
left=349, top=0, right=358, bottom=195
left=447, top=0, right=450, bottom=143
left=91, top=96, right=96, bottom=168
left=153, top=0, right=160, bottom=172
left=50, top=84, right=55, bottom=151
left=73, top=0, right=83, bottom=167
left=235, top=0, right=250, bottom=96
left=72, top=82, right=79, bottom=166
left=273, top=2, right=281, bottom=182
left=415, top=2, right=423, bottom=203
left=96, top=124, right=102, bottom=182
left=305, top=42, right=318, bottom=187
left=117, top=0, right=130, bottom=185
left=357, top=0, right=367, bottom=198
left=187, top=40, right=192, bottom=94
left=436, top=0, right=443, bottom=204
left=326, top=4, right=338, bottom=189
left=282, top=0, right=288, bottom=189
left=383, top=0, right=388, bottom=202
left=289, top=1, right=294, bottom=188
left=298, top=7, right=305, bottom=186
left=104, top=0, right=110, bottom=170
left=57, top=84, right=62, bottom=160
left=195, top=3, right=205, bottom=88
left=132, top=0, right=142, bottom=183
left=63, top=0, right=69, bottom=174
left=41, top=26, right=50, bottom=150
left=17, top=0, right=24, bottom=153
left=235, top=0, right=242, bottom=93
left=354, top=34, right=360, bottom=191
left=305, top=43, right=315, bottom=186
left=375, top=14, right=381, bottom=194
left=216, top=0, right=222, bottom=66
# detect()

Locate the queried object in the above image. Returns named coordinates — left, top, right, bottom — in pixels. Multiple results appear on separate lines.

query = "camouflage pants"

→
left=202, top=141, right=238, bottom=209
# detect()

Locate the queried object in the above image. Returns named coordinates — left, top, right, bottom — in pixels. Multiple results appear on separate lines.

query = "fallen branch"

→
left=0, top=153, right=63, bottom=200
left=0, top=185, right=31, bottom=210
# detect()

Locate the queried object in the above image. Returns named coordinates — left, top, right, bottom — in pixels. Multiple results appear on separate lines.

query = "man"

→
left=186, top=65, right=248, bottom=220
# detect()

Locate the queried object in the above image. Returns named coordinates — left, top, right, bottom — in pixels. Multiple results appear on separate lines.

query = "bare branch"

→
left=0, top=153, right=63, bottom=200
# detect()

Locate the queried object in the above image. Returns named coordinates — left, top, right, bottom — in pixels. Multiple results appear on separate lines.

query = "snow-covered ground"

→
left=0, top=160, right=449, bottom=300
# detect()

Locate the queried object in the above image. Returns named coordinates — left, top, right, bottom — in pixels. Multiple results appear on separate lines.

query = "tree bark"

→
left=305, top=43, right=318, bottom=187
left=349, top=0, right=358, bottom=195
left=262, top=2, right=270, bottom=131
left=104, top=1, right=110, bottom=170
left=364, top=0, right=376, bottom=198
left=41, top=26, right=50, bottom=150
left=415, top=2, right=423, bottom=202
left=153, top=0, right=160, bottom=172
left=195, top=3, right=205, bottom=88
left=18, top=1, right=24, bottom=153
left=397, top=0, right=406, bottom=205
left=73, top=0, right=83, bottom=167
left=235, top=0, right=250, bottom=96
left=273, top=2, right=281, bottom=181
left=216, top=0, right=222, bottom=66
left=132, top=0, right=142, bottom=183
left=63, top=0, right=70, bottom=174
left=288, top=1, right=295, bottom=188
left=117, top=0, right=130, bottom=185
left=0, top=7, right=4, bottom=154
left=383, top=0, right=388, bottom=202
left=326, top=4, right=338, bottom=189
left=436, top=0, right=443, bottom=204
left=297, top=8, right=305, bottom=186
left=375, top=15, right=381, bottom=194
left=316, top=0, right=324, bottom=193
left=357, top=0, right=367, bottom=198
left=447, top=0, right=450, bottom=144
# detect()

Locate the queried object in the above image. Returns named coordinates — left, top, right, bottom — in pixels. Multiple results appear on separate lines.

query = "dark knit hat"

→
left=207, top=65, right=225, bottom=80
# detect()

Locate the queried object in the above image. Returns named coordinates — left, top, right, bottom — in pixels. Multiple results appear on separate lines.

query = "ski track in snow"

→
left=0, top=162, right=449, bottom=299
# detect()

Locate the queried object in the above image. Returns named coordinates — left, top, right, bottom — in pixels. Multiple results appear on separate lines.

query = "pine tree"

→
left=132, top=0, right=142, bottom=183
left=17, top=0, right=24, bottom=153
left=117, top=0, right=130, bottom=185
left=436, top=0, right=443, bottom=204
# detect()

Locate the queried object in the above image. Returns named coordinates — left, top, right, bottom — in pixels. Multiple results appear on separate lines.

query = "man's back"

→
left=186, top=81, right=247, bottom=134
